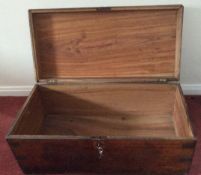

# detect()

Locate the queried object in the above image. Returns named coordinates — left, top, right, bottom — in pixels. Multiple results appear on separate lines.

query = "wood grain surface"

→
left=7, top=138, right=195, bottom=174
left=173, top=87, right=194, bottom=137
left=9, top=86, right=45, bottom=135
left=29, top=6, right=183, bottom=80
left=39, top=83, right=176, bottom=137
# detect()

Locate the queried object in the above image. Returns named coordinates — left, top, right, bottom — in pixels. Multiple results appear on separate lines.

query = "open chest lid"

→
left=29, top=5, right=183, bottom=82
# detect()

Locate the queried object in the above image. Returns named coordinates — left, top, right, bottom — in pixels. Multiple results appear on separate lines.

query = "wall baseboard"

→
left=181, top=84, right=201, bottom=95
left=0, top=86, right=33, bottom=96
left=0, top=84, right=200, bottom=96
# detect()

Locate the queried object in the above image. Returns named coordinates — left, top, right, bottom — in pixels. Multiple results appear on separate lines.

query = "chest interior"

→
left=11, top=82, right=193, bottom=138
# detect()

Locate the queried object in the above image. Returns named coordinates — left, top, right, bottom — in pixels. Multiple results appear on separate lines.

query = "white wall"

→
left=0, top=0, right=201, bottom=95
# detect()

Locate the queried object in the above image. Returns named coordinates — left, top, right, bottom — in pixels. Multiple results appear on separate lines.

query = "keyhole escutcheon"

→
left=96, top=139, right=104, bottom=159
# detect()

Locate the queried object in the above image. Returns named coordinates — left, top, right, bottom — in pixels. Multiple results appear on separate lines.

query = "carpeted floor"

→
left=0, top=96, right=200, bottom=175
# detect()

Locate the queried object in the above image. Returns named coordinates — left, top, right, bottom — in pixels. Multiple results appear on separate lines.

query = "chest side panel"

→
left=7, top=138, right=195, bottom=175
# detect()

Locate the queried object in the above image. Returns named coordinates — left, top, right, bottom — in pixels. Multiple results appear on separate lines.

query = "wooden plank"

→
left=29, top=5, right=183, bottom=14
left=7, top=138, right=195, bottom=174
left=172, top=86, right=194, bottom=137
left=29, top=6, right=183, bottom=81
left=9, top=85, right=45, bottom=135
left=175, top=6, right=183, bottom=79
left=40, top=113, right=176, bottom=137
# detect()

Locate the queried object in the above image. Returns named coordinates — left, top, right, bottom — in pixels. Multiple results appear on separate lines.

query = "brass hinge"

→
left=47, top=79, right=58, bottom=84
left=96, top=7, right=111, bottom=12
left=157, top=78, right=179, bottom=84
left=158, top=78, right=168, bottom=83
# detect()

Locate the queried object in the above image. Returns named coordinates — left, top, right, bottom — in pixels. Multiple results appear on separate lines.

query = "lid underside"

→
left=29, top=5, right=183, bottom=81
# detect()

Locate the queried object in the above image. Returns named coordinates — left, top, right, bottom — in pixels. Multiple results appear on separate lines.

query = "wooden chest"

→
left=7, top=5, right=196, bottom=175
